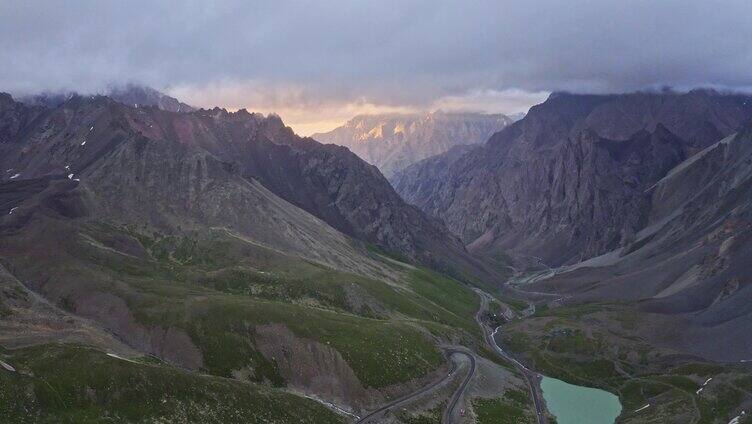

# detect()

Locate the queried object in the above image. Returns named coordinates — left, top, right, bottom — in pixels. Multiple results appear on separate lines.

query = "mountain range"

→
left=394, top=88, right=752, bottom=362
left=394, top=89, right=752, bottom=266
left=312, top=111, right=513, bottom=178
left=1, top=92, right=493, bottom=282
left=2, top=86, right=752, bottom=423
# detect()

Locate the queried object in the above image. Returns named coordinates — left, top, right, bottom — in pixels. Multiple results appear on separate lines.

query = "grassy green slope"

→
left=0, top=344, right=343, bottom=424
left=2, top=219, right=482, bottom=392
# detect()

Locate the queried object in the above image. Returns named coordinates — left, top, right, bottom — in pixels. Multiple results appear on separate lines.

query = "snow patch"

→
left=9, top=173, right=20, bottom=179
left=8, top=207, right=18, bottom=215
left=106, top=353, right=139, bottom=364
left=729, top=410, right=746, bottom=424
left=634, top=404, right=650, bottom=413
left=0, top=360, right=15, bottom=372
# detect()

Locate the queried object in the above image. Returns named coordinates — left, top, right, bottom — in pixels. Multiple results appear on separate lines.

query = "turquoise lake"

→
left=540, top=376, right=622, bottom=424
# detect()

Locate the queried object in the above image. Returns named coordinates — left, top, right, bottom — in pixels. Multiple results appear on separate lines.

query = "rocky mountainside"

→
left=531, top=122, right=752, bottom=361
left=0, top=91, right=502, bottom=419
left=18, top=84, right=194, bottom=113
left=312, top=111, right=512, bottom=178
left=393, top=89, right=752, bottom=265
left=0, top=93, right=493, bottom=282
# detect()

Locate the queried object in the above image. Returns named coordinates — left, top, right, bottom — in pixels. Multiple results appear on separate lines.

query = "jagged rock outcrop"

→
left=532, top=123, right=752, bottom=361
left=313, top=111, right=512, bottom=178
left=0, top=93, right=494, bottom=281
left=394, top=89, right=752, bottom=265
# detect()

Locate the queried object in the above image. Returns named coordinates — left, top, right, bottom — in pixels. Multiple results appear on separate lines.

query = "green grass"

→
left=404, top=268, right=479, bottom=334
left=654, top=375, right=700, bottom=393
left=619, top=380, right=672, bottom=410
left=4, top=222, right=484, bottom=394
left=0, top=344, right=342, bottom=424
left=671, top=363, right=726, bottom=377
left=697, top=385, right=744, bottom=423
left=734, top=375, right=752, bottom=392
left=546, top=330, right=601, bottom=356
left=473, top=397, right=534, bottom=424
left=168, top=296, right=444, bottom=388
left=396, top=402, right=444, bottom=424
left=499, top=296, right=528, bottom=313
left=503, top=388, right=531, bottom=405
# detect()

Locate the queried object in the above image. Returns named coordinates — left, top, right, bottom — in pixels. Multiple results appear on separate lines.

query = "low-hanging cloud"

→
left=2, top=1, right=752, bottom=132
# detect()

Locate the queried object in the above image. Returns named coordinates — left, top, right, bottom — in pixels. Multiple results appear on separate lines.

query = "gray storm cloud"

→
left=2, top=0, right=752, bottom=107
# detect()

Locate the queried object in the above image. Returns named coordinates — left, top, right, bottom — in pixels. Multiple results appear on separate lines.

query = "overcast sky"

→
left=3, top=1, right=752, bottom=134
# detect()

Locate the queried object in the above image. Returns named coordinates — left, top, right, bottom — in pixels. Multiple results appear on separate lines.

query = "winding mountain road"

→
left=475, top=290, right=547, bottom=424
left=356, top=348, right=475, bottom=423
left=442, top=349, right=476, bottom=423
left=356, top=289, right=547, bottom=424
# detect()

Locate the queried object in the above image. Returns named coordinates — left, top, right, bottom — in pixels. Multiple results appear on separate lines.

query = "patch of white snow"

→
left=0, top=360, right=15, bottom=372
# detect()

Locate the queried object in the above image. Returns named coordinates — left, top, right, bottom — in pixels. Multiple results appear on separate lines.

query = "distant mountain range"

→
left=312, top=111, right=513, bottom=178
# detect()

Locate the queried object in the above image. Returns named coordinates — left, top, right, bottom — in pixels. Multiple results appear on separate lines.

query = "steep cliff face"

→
left=0, top=93, right=493, bottom=281
left=313, top=111, right=512, bottom=178
left=0, top=93, right=45, bottom=144
left=531, top=124, right=752, bottom=361
left=0, top=92, right=492, bottom=411
left=394, top=90, right=752, bottom=265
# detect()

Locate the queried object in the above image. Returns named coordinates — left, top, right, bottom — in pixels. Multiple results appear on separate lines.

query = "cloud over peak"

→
left=3, top=1, right=751, bottom=133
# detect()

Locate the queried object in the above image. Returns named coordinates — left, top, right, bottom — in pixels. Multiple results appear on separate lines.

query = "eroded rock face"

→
left=313, top=112, right=512, bottom=178
left=530, top=123, right=752, bottom=362
left=70, top=291, right=204, bottom=370
left=394, top=90, right=752, bottom=265
left=254, top=324, right=375, bottom=409
left=0, top=93, right=494, bottom=282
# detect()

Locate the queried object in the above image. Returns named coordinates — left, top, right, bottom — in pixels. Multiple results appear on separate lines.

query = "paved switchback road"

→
left=442, top=349, right=476, bottom=423
left=475, top=290, right=548, bottom=424
left=356, top=348, right=474, bottom=423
